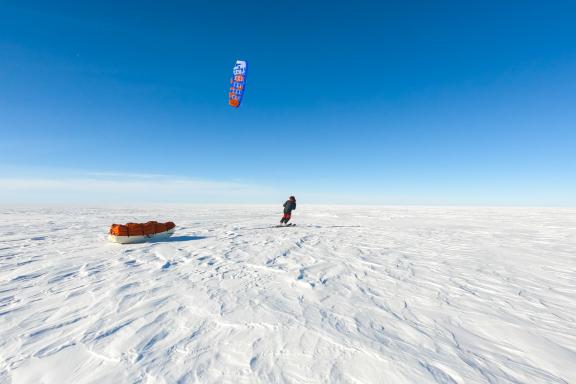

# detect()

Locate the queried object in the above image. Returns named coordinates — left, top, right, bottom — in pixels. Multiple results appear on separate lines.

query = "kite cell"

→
left=229, top=60, right=247, bottom=108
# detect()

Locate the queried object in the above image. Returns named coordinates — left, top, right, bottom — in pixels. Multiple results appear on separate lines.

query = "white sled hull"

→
left=108, top=228, right=175, bottom=244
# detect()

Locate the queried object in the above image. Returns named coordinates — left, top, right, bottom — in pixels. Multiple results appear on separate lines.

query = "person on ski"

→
left=280, top=196, right=296, bottom=225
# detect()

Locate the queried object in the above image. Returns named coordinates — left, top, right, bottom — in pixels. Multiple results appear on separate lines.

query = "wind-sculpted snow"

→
left=0, top=206, right=575, bottom=383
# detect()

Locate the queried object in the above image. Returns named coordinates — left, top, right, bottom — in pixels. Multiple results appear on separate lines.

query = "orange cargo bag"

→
left=126, top=223, right=144, bottom=236
left=142, top=221, right=158, bottom=236
left=109, top=224, right=129, bottom=236
left=155, top=222, right=167, bottom=233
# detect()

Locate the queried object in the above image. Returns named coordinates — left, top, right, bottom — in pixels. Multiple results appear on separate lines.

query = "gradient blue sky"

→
left=1, top=0, right=575, bottom=204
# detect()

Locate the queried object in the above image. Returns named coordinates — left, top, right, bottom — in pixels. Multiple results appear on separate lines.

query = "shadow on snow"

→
left=150, top=235, right=208, bottom=243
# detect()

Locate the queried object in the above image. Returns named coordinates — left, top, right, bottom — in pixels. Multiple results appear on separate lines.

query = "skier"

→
left=280, top=196, right=297, bottom=226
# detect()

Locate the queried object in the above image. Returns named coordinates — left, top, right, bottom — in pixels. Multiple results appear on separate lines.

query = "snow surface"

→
left=1, top=205, right=575, bottom=384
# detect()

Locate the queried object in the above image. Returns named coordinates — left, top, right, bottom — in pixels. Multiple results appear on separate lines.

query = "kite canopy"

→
left=229, top=60, right=247, bottom=108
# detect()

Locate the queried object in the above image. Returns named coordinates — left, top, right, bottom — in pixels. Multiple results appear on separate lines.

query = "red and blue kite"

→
left=229, top=60, right=247, bottom=108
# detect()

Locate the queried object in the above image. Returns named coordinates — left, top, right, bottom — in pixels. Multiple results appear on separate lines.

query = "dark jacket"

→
left=283, top=199, right=296, bottom=214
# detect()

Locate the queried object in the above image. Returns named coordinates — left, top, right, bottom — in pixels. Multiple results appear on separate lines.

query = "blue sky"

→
left=1, top=0, right=575, bottom=204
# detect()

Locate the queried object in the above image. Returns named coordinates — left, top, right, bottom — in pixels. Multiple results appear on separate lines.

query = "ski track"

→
left=0, top=205, right=575, bottom=383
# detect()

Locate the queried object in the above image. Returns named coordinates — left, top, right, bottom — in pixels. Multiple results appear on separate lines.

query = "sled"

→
left=108, top=221, right=176, bottom=244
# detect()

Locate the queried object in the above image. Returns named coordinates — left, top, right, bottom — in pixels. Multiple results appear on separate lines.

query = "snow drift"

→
left=1, top=205, right=575, bottom=383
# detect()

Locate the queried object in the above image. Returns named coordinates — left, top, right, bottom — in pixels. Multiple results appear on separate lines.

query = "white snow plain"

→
left=1, top=205, right=575, bottom=384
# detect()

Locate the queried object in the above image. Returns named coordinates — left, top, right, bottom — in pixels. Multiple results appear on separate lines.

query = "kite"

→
left=229, top=60, right=247, bottom=108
